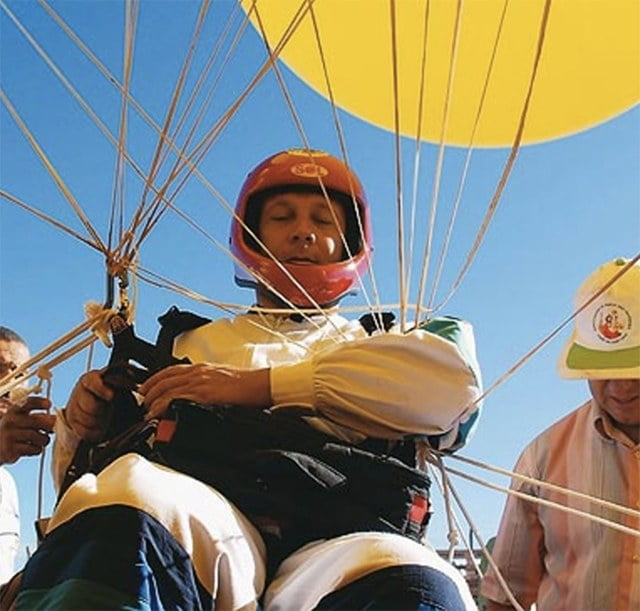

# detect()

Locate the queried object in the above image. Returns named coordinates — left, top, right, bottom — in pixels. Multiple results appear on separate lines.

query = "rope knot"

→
left=84, top=300, right=116, bottom=347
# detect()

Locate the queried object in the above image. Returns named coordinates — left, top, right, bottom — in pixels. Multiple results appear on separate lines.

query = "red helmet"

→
left=230, top=149, right=372, bottom=307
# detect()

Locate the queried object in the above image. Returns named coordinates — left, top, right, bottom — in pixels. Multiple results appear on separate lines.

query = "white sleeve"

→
left=270, top=322, right=482, bottom=446
left=51, top=410, right=81, bottom=493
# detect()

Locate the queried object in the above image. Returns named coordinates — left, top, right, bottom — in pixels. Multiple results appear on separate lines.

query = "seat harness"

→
left=60, top=307, right=432, bottom=567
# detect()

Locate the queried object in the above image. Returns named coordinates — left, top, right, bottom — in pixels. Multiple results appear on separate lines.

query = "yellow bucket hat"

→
left=558, top=258, right=640, bottom=380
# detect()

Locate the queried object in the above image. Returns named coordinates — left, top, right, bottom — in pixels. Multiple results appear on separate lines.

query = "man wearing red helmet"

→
left=229, top=148, right=372, bottom=309
left=18, top=150, right=482, bottom=610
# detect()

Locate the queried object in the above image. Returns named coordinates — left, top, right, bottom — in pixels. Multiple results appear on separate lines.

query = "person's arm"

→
left=139, top=316, right=480, bottom=449
left=270, top=317, right=482, bottom=448
left=480, top=449, right=545, bottom=610
left=51, top=369, right=114, bottom=491
left=140, top=365, right=270, bottom=420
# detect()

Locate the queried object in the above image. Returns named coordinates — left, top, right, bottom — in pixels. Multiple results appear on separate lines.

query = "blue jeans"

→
left=314, top=564, right=471, bottom=610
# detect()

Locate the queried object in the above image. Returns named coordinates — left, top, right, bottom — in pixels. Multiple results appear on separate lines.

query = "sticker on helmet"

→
left=290, top=163, right=329, bottom=178
left=592, top=303, right=631, bottom=343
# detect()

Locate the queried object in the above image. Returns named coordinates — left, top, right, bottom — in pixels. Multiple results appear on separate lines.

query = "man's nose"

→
left=608, top=379, right=639, bottom=395
left=0, top=362, right=16, bottom=379
left=291, top=219, right=316, bottom=243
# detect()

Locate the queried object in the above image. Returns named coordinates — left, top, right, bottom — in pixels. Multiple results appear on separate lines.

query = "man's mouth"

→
left=286, top=257, right=316, bottom=265
left=609, top=395, right=640, bottom=406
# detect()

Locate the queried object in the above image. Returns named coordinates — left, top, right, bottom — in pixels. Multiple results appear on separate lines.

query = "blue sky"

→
left=0, top=0, right=638, bottom=563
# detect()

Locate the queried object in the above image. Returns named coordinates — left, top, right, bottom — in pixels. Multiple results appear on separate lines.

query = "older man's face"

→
left=0, top=339, right=30, bottom=401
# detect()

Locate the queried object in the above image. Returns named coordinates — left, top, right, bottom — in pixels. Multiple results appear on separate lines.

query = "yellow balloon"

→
left=246, top=0, right=639, bottom=146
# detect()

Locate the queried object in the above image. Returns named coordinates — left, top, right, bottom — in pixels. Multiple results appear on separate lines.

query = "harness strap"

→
left=59, top=308, right=210, bottom=500
left=358, top=311, right=396, bottom=334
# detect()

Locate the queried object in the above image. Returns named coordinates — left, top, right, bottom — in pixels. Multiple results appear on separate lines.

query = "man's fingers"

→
left=8, top=442, right=42, bottom=461
left=139, top=365, right=193, bottom=397
left=15, top=429, right=51, bottom=449
left=5, top=412, right=56, bottom=434
left=69, top=404, right=110, bottom=430
left=144, top=384, right=193, bottom=420
left=1, top=395, right=51, bottom=414
left=66, top=412, right=106, bottom=442
left=30, top=413, right=56, bottom=431
left=0, top=431, right=52, bottom=463
left=144, top=381, right=210, bottom=421
left=146, top=398, right=171, bottom=421
left=79, top=370, right=114, bottom=402
left=21, top=396, right=51, bottom=410
left=64, top=370, right=116, bottom=442
left=19, top=442, right=44, bottom=456
left=142, top=373, right=195, bottom=408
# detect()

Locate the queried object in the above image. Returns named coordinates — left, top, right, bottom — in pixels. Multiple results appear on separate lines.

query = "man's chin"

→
left=606, top=409, right=640, bottom=429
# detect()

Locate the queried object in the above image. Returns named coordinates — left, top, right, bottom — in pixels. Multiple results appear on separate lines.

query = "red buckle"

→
left=156, top=419, right=177, bottom=442
left=408, top=494, right=429, bottom=525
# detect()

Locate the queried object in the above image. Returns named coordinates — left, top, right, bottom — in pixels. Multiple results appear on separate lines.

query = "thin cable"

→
left=426, top=0, right=509, bottom=313
left=305, top=0, right=384, bottom=328
left=428, top=454, right=460, bottom=561
left=36, top=377, right=53, bottom=522
left=464, top=252, right=640, bottom=411
left=160, top=0, right=245, bottom=162
left=445, top=465, right=640, bottom=537
left=123, top=0, right=212, bottom=252
left=427, top=462, right=483, bottom=580
left=0, top=88, right=107, bottom=253
left=251, top=9, right=376, bottom=330
left=405, top=0, right=431, bottom=307
left=2, top=1, right=176, bottom=263
left=433, top=0, right=553, bottom=311
left=414, top=0, right=464, bottom=327
left=0, top=308, right=114, bottom=396
left=0, top=190, right=101, bottom=251
left=36, top=0, right=339, bottom=320
left=434, top=459, right=526, bottom=611
left=37, top=0, right=249, bottom=265
left=125, top=0, right=247, bottom=247
left=130, top=0, right=315, bottom=250
left=135, top=266, right=337, bottom=348
left=440, top=450, right=640, bottom=520
left=108, top=0, right=139, bottom=251
left=388, top=0, right=409, bottom=332
left=139, top=166, right=348, bottom=335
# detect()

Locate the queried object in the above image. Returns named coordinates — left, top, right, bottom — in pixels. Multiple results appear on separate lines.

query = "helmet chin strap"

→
left=255, top=286, right=336, bottom=312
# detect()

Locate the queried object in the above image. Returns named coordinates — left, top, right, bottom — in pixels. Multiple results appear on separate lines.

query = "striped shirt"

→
left=481, top=399, right=640, bottom=611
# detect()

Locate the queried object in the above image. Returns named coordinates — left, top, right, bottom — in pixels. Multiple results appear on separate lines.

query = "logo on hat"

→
left=592, top=303, right=631, bottom=344
left=290, top=162, right=329, bottom=178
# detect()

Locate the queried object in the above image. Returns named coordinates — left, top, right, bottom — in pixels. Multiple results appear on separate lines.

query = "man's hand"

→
left=65, top=370, right=115, bottom=442
left=139, top=363, right=271, bottom=420
left=0, top=396, right=56, bottom=464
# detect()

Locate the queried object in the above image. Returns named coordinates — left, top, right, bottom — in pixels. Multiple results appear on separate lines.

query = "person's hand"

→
left=0, top=396, right=56, bottom=464
left=65, top=369, right=114, bottom=442
left=139, top=363, right=271, bottom=420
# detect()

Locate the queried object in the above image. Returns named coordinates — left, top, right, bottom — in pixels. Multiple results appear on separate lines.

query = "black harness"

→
left=61, top=307, right=432, bottom=568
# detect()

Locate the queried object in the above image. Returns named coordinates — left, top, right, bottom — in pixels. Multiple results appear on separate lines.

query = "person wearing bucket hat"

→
left=15, top=150, right=483, bottom=610
left=482, top=257, right=640, bottom=611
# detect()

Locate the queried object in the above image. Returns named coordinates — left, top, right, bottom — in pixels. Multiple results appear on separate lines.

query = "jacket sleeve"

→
left=270, top=316, right=482, bottom=450
left=51, top=409, right=81, bottom=493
